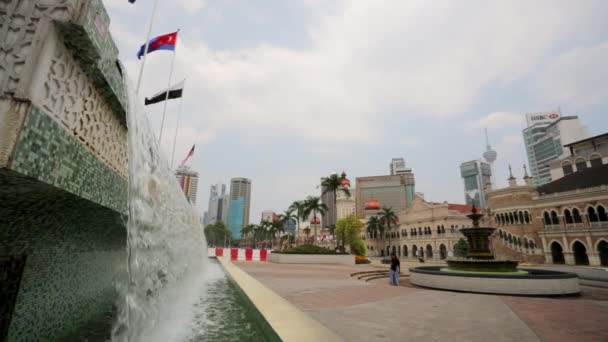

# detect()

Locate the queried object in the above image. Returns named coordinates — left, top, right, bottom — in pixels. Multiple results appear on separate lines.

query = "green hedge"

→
left=274, top=244, right=347, bottom=255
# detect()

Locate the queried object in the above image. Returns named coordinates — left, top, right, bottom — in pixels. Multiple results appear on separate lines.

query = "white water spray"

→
left=112, top=77, right=207, bottom=342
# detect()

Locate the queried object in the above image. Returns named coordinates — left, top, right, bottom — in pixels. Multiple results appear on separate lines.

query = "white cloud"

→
left=466, top=112, right=524, bottom=131
left=103, top=0, right=208, bottom=13
left=109, top=1, right=607, bottom=146
left=531, top=40, right=608, bottom=110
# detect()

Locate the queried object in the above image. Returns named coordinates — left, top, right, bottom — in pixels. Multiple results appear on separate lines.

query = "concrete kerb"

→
left=218, top=257, right=344, bottom=342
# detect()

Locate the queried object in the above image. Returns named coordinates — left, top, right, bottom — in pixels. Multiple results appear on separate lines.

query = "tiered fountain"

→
left=409, top=206, right=580, bottom=296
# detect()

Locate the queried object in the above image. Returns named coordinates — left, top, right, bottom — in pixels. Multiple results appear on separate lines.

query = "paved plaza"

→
left=233, top=261, right=608, bottom=342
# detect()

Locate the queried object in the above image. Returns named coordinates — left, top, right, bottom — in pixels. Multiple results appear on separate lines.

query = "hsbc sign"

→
left=526, top=111, right=560, bottom=126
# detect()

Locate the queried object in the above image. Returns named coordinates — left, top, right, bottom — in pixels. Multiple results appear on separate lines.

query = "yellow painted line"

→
left=218, top=257, right=344, bottom=342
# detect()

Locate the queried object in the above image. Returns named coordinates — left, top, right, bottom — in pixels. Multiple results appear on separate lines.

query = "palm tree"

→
left=271, top=219, right=285, bottom=250
left=378, top=207, right=399, bottom=257
left=366, top=216, right=382, bottom=256
left=321, top=172, right=351, bottom=249
left=328, top=224, right=336, bottom=247
left=366, top=216, right=381, bottom=240
left=241, top=224, right=256, bottom=247
left=289, top=200, right=307, bottom=236
left=257, top=221, right=271, bottom=248
left=303, top=196, right=328, bottom=245
left=303, top=227, right=311, bottom=244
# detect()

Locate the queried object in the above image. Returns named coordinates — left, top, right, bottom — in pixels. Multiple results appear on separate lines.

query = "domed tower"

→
left=364, top=197, right=381, bottom=219
left=482, top=128, right=497, bottom=187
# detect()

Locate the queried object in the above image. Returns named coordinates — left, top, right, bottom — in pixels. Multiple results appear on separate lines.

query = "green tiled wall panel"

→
left=8, top=251, right=126, bottom=342
left=10, top=105, right=127, bottom=214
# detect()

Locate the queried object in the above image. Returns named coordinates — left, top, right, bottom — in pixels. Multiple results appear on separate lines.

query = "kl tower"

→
left=482, top=128, right=497, bottom=188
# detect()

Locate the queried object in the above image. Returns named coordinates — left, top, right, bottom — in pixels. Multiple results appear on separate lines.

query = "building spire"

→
left=508, top=164, right=515, bottom=179
left=523, top=164, right=530, bottom=178
left=485, top=128, right=490, bottom=148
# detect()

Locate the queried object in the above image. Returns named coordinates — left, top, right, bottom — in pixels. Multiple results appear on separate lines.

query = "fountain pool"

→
left=409, top=206, right=580, bottom=296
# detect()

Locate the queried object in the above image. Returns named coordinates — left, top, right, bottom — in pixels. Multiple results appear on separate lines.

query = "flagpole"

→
left=170, top=79, right=186, bottom=169
left=158, top=29, right=179, bottom=144
left=136, top=0, right=160, bottom=95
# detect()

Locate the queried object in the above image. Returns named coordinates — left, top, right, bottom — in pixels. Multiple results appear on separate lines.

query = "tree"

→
left=335, top=215, right=365, bottom=254
left=328, top=224, right=336, bottom=247
left=303, top=196, right=328, bottom=245
left=321, top=172, right=351, bottom=248
left=366, top=216, right=381, bottom=240
left=270, top=219, right=285, bottom=250
left=289, top=200, right=307, bottom=237
left=204, top=221, right=232, bottom=246
left=378, top=207, right=398, bottom=256
left=454, top=238, right=469, bottom=258
left=241, top=224, right=255, bottom=244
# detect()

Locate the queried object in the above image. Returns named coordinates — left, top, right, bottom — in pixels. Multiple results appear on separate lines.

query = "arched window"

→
left=524, top=211, right=530, bottom=224
left=575, top=158, right=587, bottom=171
left=590, top=154, right=603, bottom=167
left=598, top=206, right=608, bottom=222
left=572, top=208, right=582, bottom=223
left=518, top=211, right=524, bottom=224
left=562, top=161, right=573, bottom=175
left=514, top=212, right=520, bottom=224
left=543, top=212, right=551, bottom=225
left=564, top=209, right=573, bottom=224
left=529, top=240, right=536, bottom=249
left=509, top=212, right=514, bottom=225
left=508, top=234, right=513, bottom=243
left=524, top=239, right=529, bottom=249
left=418, top=227, right=422, bottom=235
left=500, top=214, right=505, bottom=225
left=588, top=207, right=599, bottom=222
left=550, top=211, right=559, bottom=225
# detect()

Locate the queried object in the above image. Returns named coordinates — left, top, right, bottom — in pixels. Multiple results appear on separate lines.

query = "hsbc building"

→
left=525, top=111, right=561, bottom=127
left=523, top=110, right=589, bottom=186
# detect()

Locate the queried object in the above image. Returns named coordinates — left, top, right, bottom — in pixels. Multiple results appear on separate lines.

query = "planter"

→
left=269, top=253, right=354, bottom=265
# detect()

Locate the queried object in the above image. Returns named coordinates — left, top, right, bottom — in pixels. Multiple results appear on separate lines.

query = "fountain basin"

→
left=446, top=259, right=520, bottom=273
left=410, top=266, right=580, bottom=296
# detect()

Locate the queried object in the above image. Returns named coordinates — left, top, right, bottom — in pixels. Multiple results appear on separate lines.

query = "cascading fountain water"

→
left=111, top=77, right=207, bottom=342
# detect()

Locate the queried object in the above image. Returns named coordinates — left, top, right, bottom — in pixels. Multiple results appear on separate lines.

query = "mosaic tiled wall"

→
left=0, top=0, right=126, bottom=119
left=33, top=30, right=128, bottom=177
left=7, top=252, right=125, bottom=342
left=0, top=170, right=126, bottom=341
left=10, top=105, right=127, bottom=214
left=58, top=0, right=127, bottom=118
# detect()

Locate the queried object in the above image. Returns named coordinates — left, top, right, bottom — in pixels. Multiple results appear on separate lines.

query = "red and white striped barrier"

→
left=207, top=248, right=269, bottom=261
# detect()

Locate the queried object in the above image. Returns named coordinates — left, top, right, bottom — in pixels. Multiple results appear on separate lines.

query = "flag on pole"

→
left=145, top=79, right=184, bottom=105
left=137, top=31, right=178, bottom=59
left=181, top=145, right=195, bottom=166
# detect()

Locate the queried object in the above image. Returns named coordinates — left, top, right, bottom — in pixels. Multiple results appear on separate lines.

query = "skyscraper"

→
left=389, top=158, right=415, bottom=207
left=175, top=165, right=199, bottom=204
left=355, top=174, right=415, bottom=218
left=523, top=111, right=588, bottom=186
left=390, top=157, right=412, bottom=175
left=206, top=183, right=227, bottom=225
left=460, top=160, right=492, bottom=208
left=227, top=177, right=252, bottom=237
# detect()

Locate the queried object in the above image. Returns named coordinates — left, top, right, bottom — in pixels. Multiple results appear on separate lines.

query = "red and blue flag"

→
left=137, top=31, right=178, bottom=59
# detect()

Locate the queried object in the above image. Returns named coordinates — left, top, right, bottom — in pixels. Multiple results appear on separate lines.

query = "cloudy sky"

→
left=104, top=0, right=608, bottom=222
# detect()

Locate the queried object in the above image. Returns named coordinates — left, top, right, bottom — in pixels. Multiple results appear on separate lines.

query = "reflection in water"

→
left=188, top=260, right=270, bottom=342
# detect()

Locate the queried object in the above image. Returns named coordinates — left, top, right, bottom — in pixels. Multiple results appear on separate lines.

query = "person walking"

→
left=389, top=253, right=400, bottom=286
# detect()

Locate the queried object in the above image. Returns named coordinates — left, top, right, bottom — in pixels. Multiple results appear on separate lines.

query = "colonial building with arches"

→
left=488, top=133, right=608, bottom=267
left=363, top=195, right=473, bottom=260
